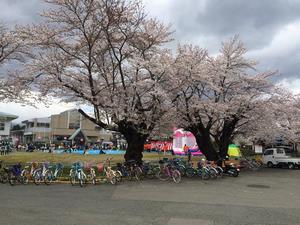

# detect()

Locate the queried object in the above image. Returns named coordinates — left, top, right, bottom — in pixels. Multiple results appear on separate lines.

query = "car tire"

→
left=288, top=163, right=295, bottom=170
left=267, top=162, right=273, bottom=168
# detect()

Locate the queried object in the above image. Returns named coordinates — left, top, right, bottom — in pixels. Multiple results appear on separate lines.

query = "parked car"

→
left=262, top=148, right=300, bottom=169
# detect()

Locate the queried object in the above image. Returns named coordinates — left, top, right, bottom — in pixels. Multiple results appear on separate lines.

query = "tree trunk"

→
left=188, top=125, right=218, bottom=161
left=218, top=118, right=238, bottom=158
left=118, top=120, right=149, bottom=163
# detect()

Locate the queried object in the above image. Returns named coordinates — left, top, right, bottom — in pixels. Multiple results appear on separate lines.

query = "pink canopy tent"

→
left=172, top=128, right=202, bottom=156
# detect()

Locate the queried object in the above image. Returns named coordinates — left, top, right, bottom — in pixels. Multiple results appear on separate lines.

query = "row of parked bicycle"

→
left=0, top=157, right=247, bottom=187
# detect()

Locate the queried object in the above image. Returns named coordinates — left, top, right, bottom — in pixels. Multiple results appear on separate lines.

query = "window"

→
left=37, top=123, right=50, bottom=128
left=264, top=149, right=274, bottom=155
left=0, top=122, right=4, bottom=131
left=276, top=149, right=284, bottom=154
left=69, top=123, right=80, bottom=129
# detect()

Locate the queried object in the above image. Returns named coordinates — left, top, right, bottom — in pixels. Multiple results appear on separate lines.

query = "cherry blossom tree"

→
left=243, top=94, right=300, bottom=150
left=0, top=22, right=32, bottom=102
left=171, top=37, right=278, bottom=160
left=21, top=0, right=173, bottom=162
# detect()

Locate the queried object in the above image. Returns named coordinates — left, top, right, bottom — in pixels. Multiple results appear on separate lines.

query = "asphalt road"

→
left=0, top=168, right=300, bottom=225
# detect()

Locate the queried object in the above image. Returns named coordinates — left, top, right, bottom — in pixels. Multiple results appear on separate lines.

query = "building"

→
left=10, top=124, right=26, bottom=145
left=9, top=109, right=115, bottom=147
left=0, top=112, right=18, bottom=141
left=50, top=109, right=112, bottom=146
left=22, top=117, right=51, bottom=144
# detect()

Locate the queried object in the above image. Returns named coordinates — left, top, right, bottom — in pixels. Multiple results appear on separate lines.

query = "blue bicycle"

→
left=8, top=163, right=28, bottom=186
left=45, top=163, right=64, bottom=182
left=69, top=162, right=86, bottom=187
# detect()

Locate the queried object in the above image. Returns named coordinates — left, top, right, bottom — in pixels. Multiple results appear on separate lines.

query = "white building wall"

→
left=0, top=121, right=11, bottom=139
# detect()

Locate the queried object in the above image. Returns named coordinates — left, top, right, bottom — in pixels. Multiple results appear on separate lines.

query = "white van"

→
left=262, top=148, right=300, bottom=169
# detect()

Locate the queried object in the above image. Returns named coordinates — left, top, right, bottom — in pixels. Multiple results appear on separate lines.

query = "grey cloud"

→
left=166, top=0, right=300, bottom=80
left=0, top=0, right=45, bottom=25
left=1, top=0, right=300, bottom=81
left=170, top=0, right=300, bottom=49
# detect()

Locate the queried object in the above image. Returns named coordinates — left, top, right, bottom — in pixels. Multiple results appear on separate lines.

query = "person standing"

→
left=183, top=144, right=189, bottom=154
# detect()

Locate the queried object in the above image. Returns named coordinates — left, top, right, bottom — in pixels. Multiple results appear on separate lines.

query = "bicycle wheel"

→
left=152, top=166, right=161, bottom=178
left=8, top=173, right=16, bottom=186
left=172, top=170, right=181, bottom=183
left=185, top=167, right=195, bottom=178
left=115, top=170, right=122, bottom=182
left=145, top=168, right=155, bottom=179
left=157, top=170, right=169, bottom=181
left=79, top=172, right=86, bottom=187
left=134, top=166, right=143, bottom=181
left=198, top=168, right=210, bottom=180
left=177, top=165, right=186, bottom=176
left=91, top=176, right=96, bottom=185
left=70, top=171, right=76, bottom=186
left=44, top=170, right=53, bottom=185
left=0, top=172, right=8, bottom=184
left=107, top=171, right=117, bottom=185
left=33, top=172, right=42, bottom=185
left=110, top=176, right=117, bottom=185
left=79, top=178, right=84, bottom=187
left=209, top=168, right=217, bottom=179
left=215, top=167, right=223, bottom=178
left=21, top=175, right=29, bottom=185
left=56, top=170, right=63, bottom=181
left=21, top=169, right=29, bottom=182
left=90, top=169, right=97, bottom=185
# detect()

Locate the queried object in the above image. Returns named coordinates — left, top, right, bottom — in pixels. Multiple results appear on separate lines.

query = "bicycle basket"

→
left=97, top=163, right=104, bottom=173
left=12, top=164, right=22, bottom=176
left=32, top=162, right=38, bottom=169
left=72, top=162, right=83, bottom=170
left=43, top=162, right=50, bottom=169
left=84, top=162, right=93, bottom=170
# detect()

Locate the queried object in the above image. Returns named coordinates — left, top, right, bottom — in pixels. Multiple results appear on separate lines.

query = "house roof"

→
left=22, top=117, right=50, bottom=124
left=69, top=128, right=88, bottom=141
left=0, top=112, right=18, bottom=121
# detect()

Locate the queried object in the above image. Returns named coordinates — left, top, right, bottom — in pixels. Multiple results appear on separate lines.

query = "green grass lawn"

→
left=0, top=151, right=205, bottom=181
left=0, top=151, right=179, bottom=166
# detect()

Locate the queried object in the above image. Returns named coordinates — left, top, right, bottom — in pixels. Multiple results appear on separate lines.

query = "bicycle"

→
left=69, top=162, right=86, bottom=187
left=0, top=161, right=9, bottom=184
left=8, top=163, right=28, bottom=186
left=140, top=161, right=160, bottom=179
left=97, top=158, right=119, bottom=185
left=157, top=160, right=181, bottom=183
left=171, top=158, right=188, bottom=176
left=43, top=163, right=64, bottom=182
left=125, top=160, right=143, bottom=181
left=206, top=161, right=221, bottom=179
left=185, top=161, right=211, bottom=180
left=22, top=162, right=39, bottom=182
left=33, top=162, right=53, bottom=185
left=84, top=162, right=96, bottom=185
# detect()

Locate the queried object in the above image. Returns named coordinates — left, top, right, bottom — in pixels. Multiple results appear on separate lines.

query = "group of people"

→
left=0, top=141, right=12, bottom=155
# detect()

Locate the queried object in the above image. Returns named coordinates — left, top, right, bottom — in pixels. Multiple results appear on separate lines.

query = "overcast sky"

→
left=1, top=0, right=300, bottom=122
